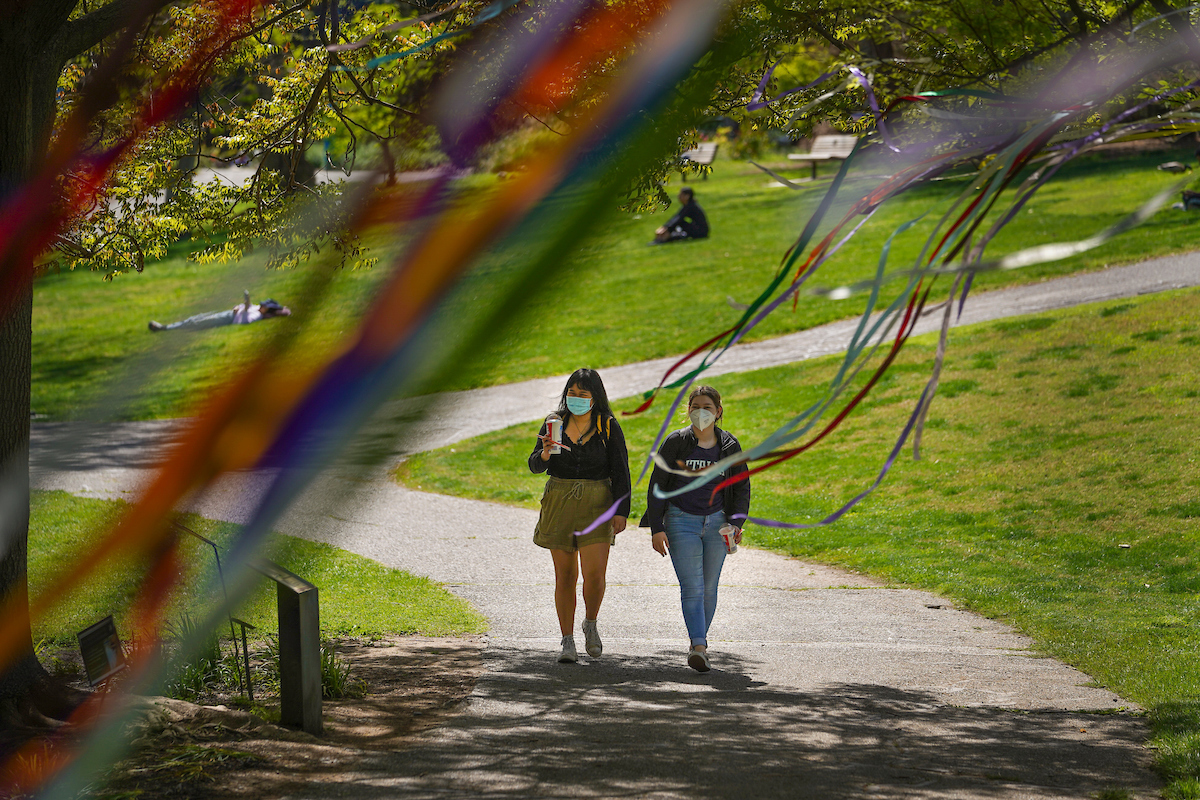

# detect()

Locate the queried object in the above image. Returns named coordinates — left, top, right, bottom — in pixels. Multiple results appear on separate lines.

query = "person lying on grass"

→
left=149, top=290, right=291, bottom=332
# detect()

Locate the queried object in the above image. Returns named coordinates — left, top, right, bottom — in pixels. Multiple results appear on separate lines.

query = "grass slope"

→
left=33, top=148, right=1200, bottom=418
left=447, top=148, right=1200, bottom=389
left=29, top=490, right=486, bottom=645
left=396, top=288, right=1200, bottom=797
left=32, top=243, right=395, bottom=421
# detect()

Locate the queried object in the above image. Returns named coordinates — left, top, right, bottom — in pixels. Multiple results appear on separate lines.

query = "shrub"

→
left=163, top=613, right=238, bottom=701
left=320, top=640, right=365, bottom=699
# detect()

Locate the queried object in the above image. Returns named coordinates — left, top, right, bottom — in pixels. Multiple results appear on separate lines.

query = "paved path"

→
left=31, top=253, right=1200, bottom=484
left=33, top=255, right=1200, bottom=798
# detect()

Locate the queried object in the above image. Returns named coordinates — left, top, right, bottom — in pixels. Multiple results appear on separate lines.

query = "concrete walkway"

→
left=267, top=476, right=1161, bottom=799
left=32, top=255, right=1200, bottom=798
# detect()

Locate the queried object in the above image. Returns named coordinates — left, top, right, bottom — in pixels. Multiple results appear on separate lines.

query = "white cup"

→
left=719, top=523, right=738, bottom=554
left=545, top=414, right=563, bottom=454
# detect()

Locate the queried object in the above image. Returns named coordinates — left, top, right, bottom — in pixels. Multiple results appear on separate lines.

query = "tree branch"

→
left=243, top=3, right=307, bottom=43
left=508, top=98, right=566, bottom=134
left=52, top=0, right=175, bottom=63
left=1147, top=0, right=1200, bottom=62
left=760, top=0, right=851, bottom=51
left=23, top=0, right=79, bottom=51
left=998, top=0, right=1149, bottom=78
left=338, top=70, right=421, bottom=118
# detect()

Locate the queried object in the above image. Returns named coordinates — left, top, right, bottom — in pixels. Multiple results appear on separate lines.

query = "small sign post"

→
left=252, top=559, right=321, bottom=735
left=77, top=616, right=127, bottom=687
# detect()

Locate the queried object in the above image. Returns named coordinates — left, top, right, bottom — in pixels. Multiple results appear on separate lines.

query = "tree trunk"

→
left=0, top=8, right=41, bottom=701
left=0, top=2, right=196, bottom=741
left=0, top=284, right=36, bottom=703
left=0, top=6, right=87, bottom=736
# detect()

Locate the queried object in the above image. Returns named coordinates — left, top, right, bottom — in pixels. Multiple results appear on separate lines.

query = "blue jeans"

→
left=664, top=506, right=727, bottom=647
left=165, top=309, right=236, bottom=330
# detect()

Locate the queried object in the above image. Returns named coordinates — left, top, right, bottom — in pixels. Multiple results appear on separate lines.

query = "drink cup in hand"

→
left=545, top=414, right=563, bottom=455
left=719, top=523, right=738, bottom=555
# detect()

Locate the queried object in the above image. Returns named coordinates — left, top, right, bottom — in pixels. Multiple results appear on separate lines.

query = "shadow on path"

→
left=282, top=648, right=1157, bottom=800
left=30, top=420, right=183, bottom=471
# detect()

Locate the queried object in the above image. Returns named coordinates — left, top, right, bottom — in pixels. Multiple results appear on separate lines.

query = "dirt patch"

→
left=94, top=635, right=484, bottom=799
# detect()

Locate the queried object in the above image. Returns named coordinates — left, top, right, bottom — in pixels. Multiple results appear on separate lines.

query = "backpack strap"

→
left=579, top=415, right=611, bottom=447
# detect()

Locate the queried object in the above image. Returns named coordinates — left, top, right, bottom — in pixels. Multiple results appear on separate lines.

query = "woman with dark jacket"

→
left=653, top=186, right=709, bottom=243
left=529, top=369, right=632, bottom=664
left=641, top=385, right=749, bottom=672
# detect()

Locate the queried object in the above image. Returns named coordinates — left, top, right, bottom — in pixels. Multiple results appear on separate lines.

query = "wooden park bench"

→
left=787, top=134, right=858, bottom=179
left=681, top=142, right=719, bottom=178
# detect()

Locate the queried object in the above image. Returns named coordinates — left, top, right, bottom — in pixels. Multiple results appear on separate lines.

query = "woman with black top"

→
left=653, top=186, right=709, bottom=243
left=641, top=385, right=749, bottom=672
left=529, top=369, right=632, bottom=664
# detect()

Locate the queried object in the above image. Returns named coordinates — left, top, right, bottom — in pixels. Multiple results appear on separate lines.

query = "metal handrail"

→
left=171, top=520, right=247, bottom=694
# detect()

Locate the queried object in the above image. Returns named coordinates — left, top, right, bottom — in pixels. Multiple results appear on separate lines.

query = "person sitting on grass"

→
left=149, top=291, right=291, bottom=332
left=653, top=186, right=709, bottom=244
left=1176, top=148, right=1200, bottom=210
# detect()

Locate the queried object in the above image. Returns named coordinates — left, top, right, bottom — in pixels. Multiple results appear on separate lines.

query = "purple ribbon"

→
left=574, top=492, right=631, bottom=536
left=731, top=381, right=931, bottom=530
left=747, top=65, right=838, bottom=111
left=957, top=272, right=975, bottom=321
left=847, top=66, right=900, bottom=153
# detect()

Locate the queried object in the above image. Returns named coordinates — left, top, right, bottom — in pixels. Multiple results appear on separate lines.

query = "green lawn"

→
left=396, top=288, right=1200, bottom=798
left=33, top=148, right=1200, bottom=418
left=442, top=148, right=1200, bottom=390
left=33, top=240, right=397, bottom=421
left=28, top=490, right=486, bottom=646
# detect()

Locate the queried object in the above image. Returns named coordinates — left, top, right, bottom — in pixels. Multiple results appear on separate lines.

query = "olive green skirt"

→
left=533, top=477, right=617, bottom=551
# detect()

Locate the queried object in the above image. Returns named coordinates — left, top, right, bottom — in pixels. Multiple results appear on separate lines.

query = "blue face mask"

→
left=565, top=396, right=593, bottom=416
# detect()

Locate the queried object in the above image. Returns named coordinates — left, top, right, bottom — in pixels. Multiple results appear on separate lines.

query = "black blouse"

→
left=528, top=415, right=633, bottom=518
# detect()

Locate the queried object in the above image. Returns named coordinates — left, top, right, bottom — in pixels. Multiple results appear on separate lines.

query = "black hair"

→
left=556, top=368, right=613, bottom=432
left=679, top=186, right=695, bottom=200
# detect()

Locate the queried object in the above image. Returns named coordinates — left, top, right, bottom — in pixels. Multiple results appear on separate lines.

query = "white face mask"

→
left=689, top=408, right=716, bottom=431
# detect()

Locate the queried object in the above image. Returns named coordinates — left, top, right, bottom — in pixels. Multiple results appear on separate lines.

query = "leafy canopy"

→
left=44, top=0, right=1200, bottom=277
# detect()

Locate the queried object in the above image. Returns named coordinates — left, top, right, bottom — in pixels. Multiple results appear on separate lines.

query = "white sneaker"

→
left=582, top=618, right=602, bottom=658
left=558, top=635, right=578, bottom=663
left=687, top=647, right=710, bottom=672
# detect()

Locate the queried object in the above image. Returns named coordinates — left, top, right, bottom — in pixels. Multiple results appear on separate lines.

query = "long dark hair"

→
left=555, top=368, right=613, bottom=431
